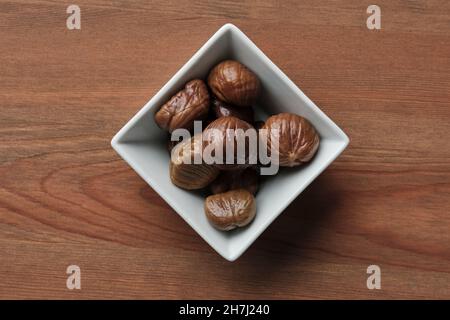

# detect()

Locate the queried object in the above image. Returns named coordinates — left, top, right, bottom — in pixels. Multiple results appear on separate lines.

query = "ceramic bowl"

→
left=111, top=24, right=349, bottom=261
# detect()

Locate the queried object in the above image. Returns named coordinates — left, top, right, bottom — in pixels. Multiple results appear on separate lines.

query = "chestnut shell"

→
left=154, top=79, right=209, bottom=133
left=204, top=189, right=256, bottom=231
left=207, top=60, right=260, bottom=107
left=261, top=113, right=320, bottom=167
left=202, top=116, right=256, bottom=170
left=170, top=134, right=219, bottom=190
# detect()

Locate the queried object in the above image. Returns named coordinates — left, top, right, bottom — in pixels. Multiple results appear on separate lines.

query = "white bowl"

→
left=111, top=24, right=349, bottom=261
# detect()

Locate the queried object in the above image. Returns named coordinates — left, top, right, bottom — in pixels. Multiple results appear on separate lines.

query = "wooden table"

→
left=1, top=0, right=449, bottom=299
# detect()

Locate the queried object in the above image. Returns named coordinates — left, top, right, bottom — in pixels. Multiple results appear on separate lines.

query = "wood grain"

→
left=1, top=0, right=449, bottom=299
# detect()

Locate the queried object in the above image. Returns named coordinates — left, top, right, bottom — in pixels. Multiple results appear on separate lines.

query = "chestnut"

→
left=211, top=96, right=254, bottom=123
left=261, top=113, right=320, bottom=167
left=208, top=60, right=260, bottom=107
left=154, top=79, right=209, bottom=133
left=210, top=168, right=259, bottom=195
left=170, top=134, right=219, bottom=190
left=204, top=189, right=256, bottom=231
left=202, top=116, right=256, bottom=170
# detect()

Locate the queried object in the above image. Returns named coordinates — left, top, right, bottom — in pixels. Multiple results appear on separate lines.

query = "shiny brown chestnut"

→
left=210, top=168, right=259, bottom=195
left=170, top=134, right=219, bottom=190
left=154, top=79, right=209, bottom=133
left=204, top=189, right=256, bottom=231
left=261, top=113, right=320, bottom=167
left=202, top=116, right=256, bottom=170
left=207, top=60, right=260, bottom=107
left=211, top=96, right=254, bottom=123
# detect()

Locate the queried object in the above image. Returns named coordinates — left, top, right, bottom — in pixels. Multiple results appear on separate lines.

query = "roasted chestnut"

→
left=210, top=168, right=259, bottom=195
left=154, top=79, right=209, bottom=133
left=170, top=134, right=219, bottom=190
left=202, top=116, right=256, bottom=170
left=211, top=96, right=254, bottom=123
left=261, top=113, right=320, bottom=167
left=204, top=189, right=256, bottom=231
left=208, top=60, right=260, bottom=107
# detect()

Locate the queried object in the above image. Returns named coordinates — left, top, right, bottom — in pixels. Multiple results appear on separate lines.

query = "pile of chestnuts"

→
left=154, top=60, right=320, bottom=231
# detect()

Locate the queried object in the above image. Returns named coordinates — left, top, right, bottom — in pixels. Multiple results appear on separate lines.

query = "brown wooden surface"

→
left=1, top=0, right=449, bottom=299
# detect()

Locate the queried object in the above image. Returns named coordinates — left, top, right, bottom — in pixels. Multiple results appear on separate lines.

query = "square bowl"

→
left=111, top=24, right=349, bottom=261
